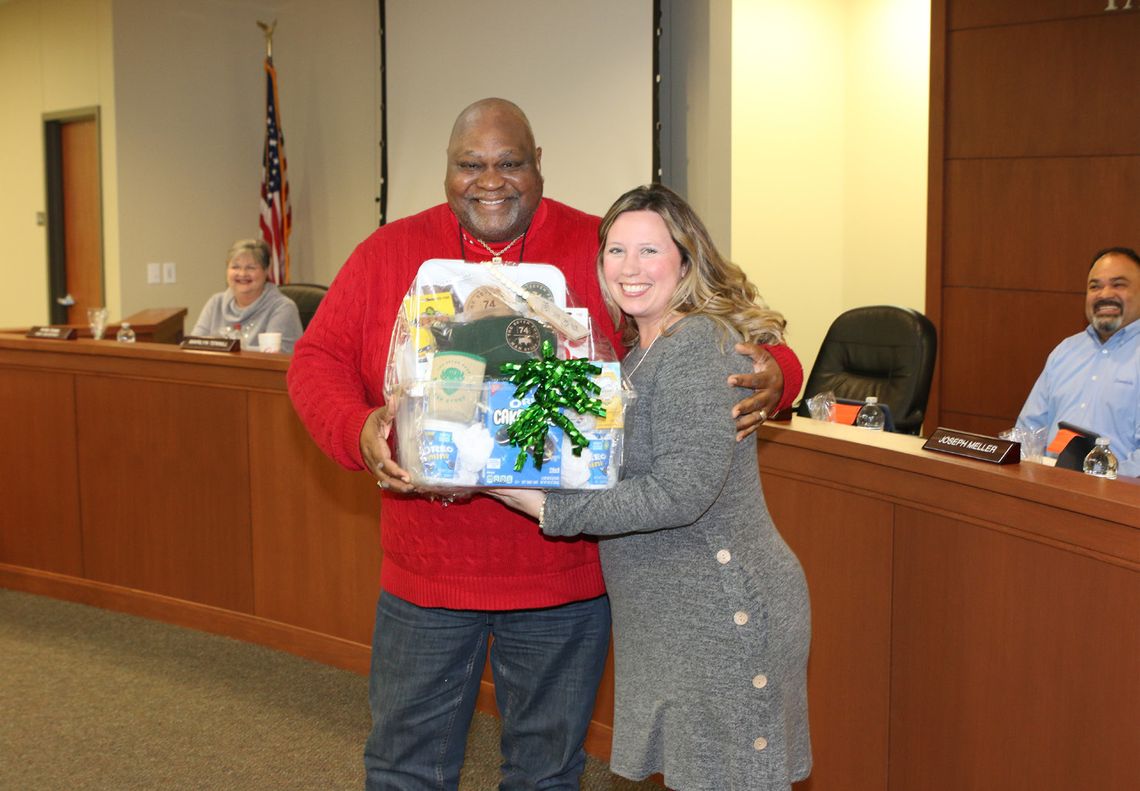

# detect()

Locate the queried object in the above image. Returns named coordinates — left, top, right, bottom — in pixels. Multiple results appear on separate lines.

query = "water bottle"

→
left=1082, top=437, right=1118, bottom=480
left=855, top=396, right=886, bottom=431
left=116, top=322, right=137, bottom=343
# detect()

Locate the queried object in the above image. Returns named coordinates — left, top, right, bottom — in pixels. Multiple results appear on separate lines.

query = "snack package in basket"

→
left=384, top=259, right=634, bottom=492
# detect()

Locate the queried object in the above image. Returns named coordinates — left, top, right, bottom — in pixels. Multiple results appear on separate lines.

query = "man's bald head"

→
left=444, top=98, right=544, bottom=243
left=448, top=98, right=536, bottom=152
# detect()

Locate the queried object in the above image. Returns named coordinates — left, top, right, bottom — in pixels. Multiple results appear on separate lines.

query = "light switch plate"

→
left=162, top=262, right=177, bottom=284
left=147, top=262, right=161, bottom=284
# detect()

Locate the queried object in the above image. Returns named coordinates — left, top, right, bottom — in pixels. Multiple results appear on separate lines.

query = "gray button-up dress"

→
left=545, top=316, right=812, bottom=790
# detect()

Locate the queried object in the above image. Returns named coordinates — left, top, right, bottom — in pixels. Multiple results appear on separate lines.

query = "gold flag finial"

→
left=256, top=19, right=276, bottom=60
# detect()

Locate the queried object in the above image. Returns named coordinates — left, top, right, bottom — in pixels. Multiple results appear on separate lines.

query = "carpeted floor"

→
left=0, top=589, right=660, bottom=790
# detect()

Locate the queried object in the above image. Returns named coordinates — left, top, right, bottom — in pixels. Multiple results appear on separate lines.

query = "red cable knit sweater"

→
left=287, top=198, right=802, bottom=610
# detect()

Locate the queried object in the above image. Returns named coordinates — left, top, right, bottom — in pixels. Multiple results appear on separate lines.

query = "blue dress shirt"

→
left=1017, top=321, right=1140, bottom=476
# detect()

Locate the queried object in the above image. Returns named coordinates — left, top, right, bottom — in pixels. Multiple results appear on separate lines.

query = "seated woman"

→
left=190, top=239, right=303, bottom=352
left=493, top=184, right=812, bottom=790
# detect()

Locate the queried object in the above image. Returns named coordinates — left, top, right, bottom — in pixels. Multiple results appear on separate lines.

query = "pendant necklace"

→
left=626, top=332, right=663, bottom=378
left=458, top=222, right=527, bottom=265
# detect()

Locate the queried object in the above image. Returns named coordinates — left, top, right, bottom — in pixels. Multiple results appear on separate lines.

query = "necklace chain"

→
left=470, top=232, right=525, bottom=264
left=626, top=332, right=662, bottom=378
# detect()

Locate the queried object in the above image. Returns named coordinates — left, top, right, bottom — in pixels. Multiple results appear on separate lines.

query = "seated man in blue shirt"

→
left=1016, top=247, right=1140, bottom=476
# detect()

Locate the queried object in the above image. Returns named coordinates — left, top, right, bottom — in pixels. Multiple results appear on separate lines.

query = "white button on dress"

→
left=752, top=674, right=768, bottom=689
left=734, top=611, right=749, bottom=626
left=716, top=549, right=732, bottom=564
left=754, top=736, right=768, bottom=751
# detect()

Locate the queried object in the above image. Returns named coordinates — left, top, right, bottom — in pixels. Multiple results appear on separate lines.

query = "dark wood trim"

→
left=43, top=121, right=67, bottom=324
left=924, top=0, right=947, bottom=434
left=0, top=564, right=372, bottom=674
left=376, top=0, right=388, bottom=226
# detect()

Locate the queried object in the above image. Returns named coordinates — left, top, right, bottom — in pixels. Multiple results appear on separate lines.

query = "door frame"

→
left=44, top=106, right=103, bottom=325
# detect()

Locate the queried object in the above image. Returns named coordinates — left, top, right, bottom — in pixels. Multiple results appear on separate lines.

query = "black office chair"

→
left=796, top=305, right=937, bottom=435
left=278, top=283, right=328, bottom=330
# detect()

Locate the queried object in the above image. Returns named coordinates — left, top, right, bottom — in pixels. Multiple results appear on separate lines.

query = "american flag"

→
left=259, top=56, right=291, bottom=284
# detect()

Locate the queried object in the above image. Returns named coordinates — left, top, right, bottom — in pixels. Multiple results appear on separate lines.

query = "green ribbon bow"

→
left=499, top=340, right=606, bottom=471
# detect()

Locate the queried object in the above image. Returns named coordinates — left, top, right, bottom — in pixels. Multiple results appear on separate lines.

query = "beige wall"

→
left=2, top=0, right=929, bottom=373
left=112, top=0, right=281, bottom=324
left=843, top=0, right=929, bottom=311
left=0, top=0, right=648, bottom=327
left=661, top=0, right=734, bottom=253
left=271, top=0, right=380, bottom=284
left=0, top=0, right=117, bottom=325
left=385, top=0, right=653, bottom=225
left=113, top=0, right=381, bottom=308
left=731, top=0, right=929, bottom=391
left=0, top=0, right=376, bottom=326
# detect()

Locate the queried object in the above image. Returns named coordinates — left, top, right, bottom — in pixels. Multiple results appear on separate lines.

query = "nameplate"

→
left=923, top=428, right=1019, bottom=465
left=180, top=336, right=240, bottom=353
left=26, top=326, right=77, bottom=340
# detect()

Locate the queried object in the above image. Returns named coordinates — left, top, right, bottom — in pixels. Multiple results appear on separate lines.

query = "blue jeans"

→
left=364, top=592, right=612, bottom=791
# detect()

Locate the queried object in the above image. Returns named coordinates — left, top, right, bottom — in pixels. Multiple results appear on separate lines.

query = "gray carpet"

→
left=0, top=589, right=659, bottom=790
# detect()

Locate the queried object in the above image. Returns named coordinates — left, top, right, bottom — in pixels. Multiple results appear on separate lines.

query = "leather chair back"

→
left=278, top=283, right=328, bottom=330
left=797, top=305, right=937, bottom=434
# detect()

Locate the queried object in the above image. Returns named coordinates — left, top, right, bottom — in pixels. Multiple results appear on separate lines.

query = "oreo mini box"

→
left=482, top=381, right=564, bottom=487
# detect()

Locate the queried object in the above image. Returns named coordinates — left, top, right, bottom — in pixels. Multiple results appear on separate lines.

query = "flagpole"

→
left=256, top=19, right=291, bottom=284
left=257, top=19, right=275, bottom=61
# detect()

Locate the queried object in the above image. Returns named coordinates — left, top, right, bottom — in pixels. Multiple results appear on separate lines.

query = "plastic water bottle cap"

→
left=865, top=396, right=878, bottom=404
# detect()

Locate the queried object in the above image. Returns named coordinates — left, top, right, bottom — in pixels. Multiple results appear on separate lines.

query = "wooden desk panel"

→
left=247, top=390, right=382, bottom=648
left=0, top=368, right=83, bottom=575
left=765, top=478, right=893, bottom=791
left=890, top=507, right=1139, bottom=791
left=75, top=375, right=254, bottom=612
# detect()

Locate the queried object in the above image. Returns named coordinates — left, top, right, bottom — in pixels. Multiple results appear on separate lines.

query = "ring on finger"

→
left=758, top=409, right=768, bottom=422
left=377, top=480, right=389, bottom=490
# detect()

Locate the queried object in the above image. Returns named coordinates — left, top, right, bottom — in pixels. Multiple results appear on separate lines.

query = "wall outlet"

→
left=162, top=262, right=177, bottom=284
left=147, top=262, right=161, bottom=284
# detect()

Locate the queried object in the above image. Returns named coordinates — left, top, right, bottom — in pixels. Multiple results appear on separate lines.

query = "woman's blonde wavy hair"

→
left=596, top=184, right=786, bottom=350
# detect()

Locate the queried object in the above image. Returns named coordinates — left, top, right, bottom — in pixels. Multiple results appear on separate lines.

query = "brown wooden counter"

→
left=760, top=418, right=1138, bottom=791
left=0, top=334, right=382, bottom=670
left=2, top=334, right=1136, bottom=787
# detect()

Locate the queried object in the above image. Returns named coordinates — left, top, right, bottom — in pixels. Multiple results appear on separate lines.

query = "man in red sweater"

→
left=287, top=98, right=802, bottom=790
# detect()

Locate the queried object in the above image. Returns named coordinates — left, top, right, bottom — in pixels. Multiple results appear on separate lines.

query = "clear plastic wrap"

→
left=998, top=425, right=1047, bottom=462
left=384, top=259, right=634, bottom=492
left=805, top=391, right=837, bottom=422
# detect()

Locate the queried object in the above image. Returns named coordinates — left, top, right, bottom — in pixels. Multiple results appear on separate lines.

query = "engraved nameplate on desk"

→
left=180, top=336, right=240, bottom=352
left=923, top=427, right=1020, bottom=464
left=26, top=326, right=77, bottom=340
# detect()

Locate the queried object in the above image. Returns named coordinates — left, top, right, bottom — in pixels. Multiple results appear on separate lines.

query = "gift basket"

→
left=384, top=259, right=634, bottom=491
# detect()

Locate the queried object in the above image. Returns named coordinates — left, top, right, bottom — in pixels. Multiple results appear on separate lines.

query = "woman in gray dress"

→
left=492, top=184, right=812, bottom=790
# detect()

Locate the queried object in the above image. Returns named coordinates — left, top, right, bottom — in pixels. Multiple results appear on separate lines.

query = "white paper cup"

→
left=258, top=332, right=282, bottom=353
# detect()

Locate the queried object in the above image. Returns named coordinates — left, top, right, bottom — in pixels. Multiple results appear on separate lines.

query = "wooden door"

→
left=61, top=118, right=104, bottom=323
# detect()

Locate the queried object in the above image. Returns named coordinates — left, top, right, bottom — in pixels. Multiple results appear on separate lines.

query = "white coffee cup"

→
left=258, top=332, right=283, bottom=353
